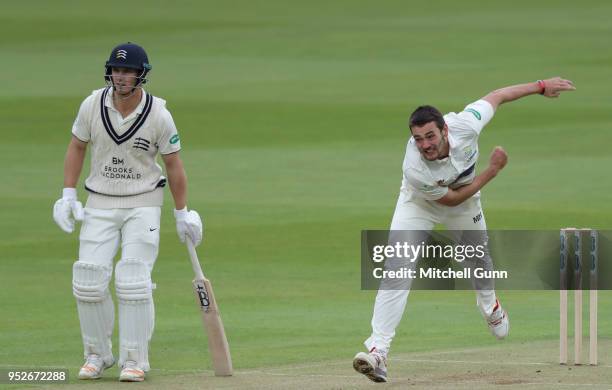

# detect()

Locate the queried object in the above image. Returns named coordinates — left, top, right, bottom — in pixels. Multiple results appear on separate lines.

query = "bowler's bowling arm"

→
left=435, top=166, right=499, bottom=207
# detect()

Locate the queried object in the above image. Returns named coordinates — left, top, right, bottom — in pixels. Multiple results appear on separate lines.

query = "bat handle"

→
left=186, top=238, right=206, bottom=280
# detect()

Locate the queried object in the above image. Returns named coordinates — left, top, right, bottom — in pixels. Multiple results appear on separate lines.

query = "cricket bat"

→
left=186, top=238, right=233, bottom=376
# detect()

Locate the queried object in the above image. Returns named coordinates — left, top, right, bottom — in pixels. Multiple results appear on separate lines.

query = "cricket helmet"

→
left=104, top=42, right=152, bottom=85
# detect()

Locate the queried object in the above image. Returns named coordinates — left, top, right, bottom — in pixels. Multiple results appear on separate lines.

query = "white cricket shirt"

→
left=72, top=87, right=181, bottom=208
left=400, top=99, right=495, bottom=201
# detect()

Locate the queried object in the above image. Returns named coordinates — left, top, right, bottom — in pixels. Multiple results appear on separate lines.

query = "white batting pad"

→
left=115, top=258, right=155, bottom=371
left=72, top=261, right=114, bottom=361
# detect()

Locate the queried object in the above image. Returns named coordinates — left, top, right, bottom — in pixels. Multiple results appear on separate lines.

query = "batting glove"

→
left=53, top=188, right=84, bottom=233
left=174, top=207, right=203, bottom=246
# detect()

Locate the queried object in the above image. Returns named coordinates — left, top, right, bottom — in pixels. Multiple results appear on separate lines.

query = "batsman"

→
left=53, top=42, right=203, bottom=382
left=353, top=77, right=575, bottom=383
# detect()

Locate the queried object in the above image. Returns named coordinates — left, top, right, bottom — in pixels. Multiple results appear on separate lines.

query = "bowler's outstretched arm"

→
left=483, top=77, right=575, bottom=110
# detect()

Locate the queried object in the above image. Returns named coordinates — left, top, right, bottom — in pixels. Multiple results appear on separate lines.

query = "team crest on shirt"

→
left=462, top=146, right=477, bottom=162
left=133, top=137, right=151, bottom=151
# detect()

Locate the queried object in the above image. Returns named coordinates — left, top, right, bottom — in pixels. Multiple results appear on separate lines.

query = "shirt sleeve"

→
left=157, top=107, right=182, bottom=155
left=404, top=172, right=449, bottom=201
left=71, top=95, right=94, bottom=142
left=452, top=99, right=495, bottom=135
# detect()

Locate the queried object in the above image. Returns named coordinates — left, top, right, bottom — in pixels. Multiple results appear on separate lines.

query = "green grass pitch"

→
left=1, top=1, right=611, bottom=388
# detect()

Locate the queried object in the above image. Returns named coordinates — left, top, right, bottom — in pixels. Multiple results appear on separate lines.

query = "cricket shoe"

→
left=119, top=360, right=145, bottom=382
left=484, top=299, right=509, bottom=339
left=353, top=348, right=388, bottom=383
left=78, top=354, right=114, bottom=380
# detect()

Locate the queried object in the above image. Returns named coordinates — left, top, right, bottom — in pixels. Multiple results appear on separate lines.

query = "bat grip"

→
left=186, top=238, right=206, bottom=280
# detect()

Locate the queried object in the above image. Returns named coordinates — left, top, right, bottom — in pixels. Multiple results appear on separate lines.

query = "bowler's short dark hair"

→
left=409, top=105, right=445, bottom=131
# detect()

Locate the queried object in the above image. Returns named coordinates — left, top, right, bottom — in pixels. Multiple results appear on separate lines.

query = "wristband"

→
left=536, top=80, right=546, bottom=95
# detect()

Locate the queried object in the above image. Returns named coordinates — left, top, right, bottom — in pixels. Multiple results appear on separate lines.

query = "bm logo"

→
left=195, top=282, right=210, bottom=312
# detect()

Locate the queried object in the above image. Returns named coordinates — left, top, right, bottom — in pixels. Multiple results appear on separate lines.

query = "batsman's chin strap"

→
left=111, top=85, right=142, bottom=101
left=104, top=78, right=145, bottom=101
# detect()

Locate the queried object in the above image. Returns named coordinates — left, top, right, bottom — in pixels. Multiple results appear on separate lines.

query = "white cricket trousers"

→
left=364, top=191, right=497, bottom=353
left=74, top=206, right=161, bottom=371
left=78, top=207, right=161, bottom=269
